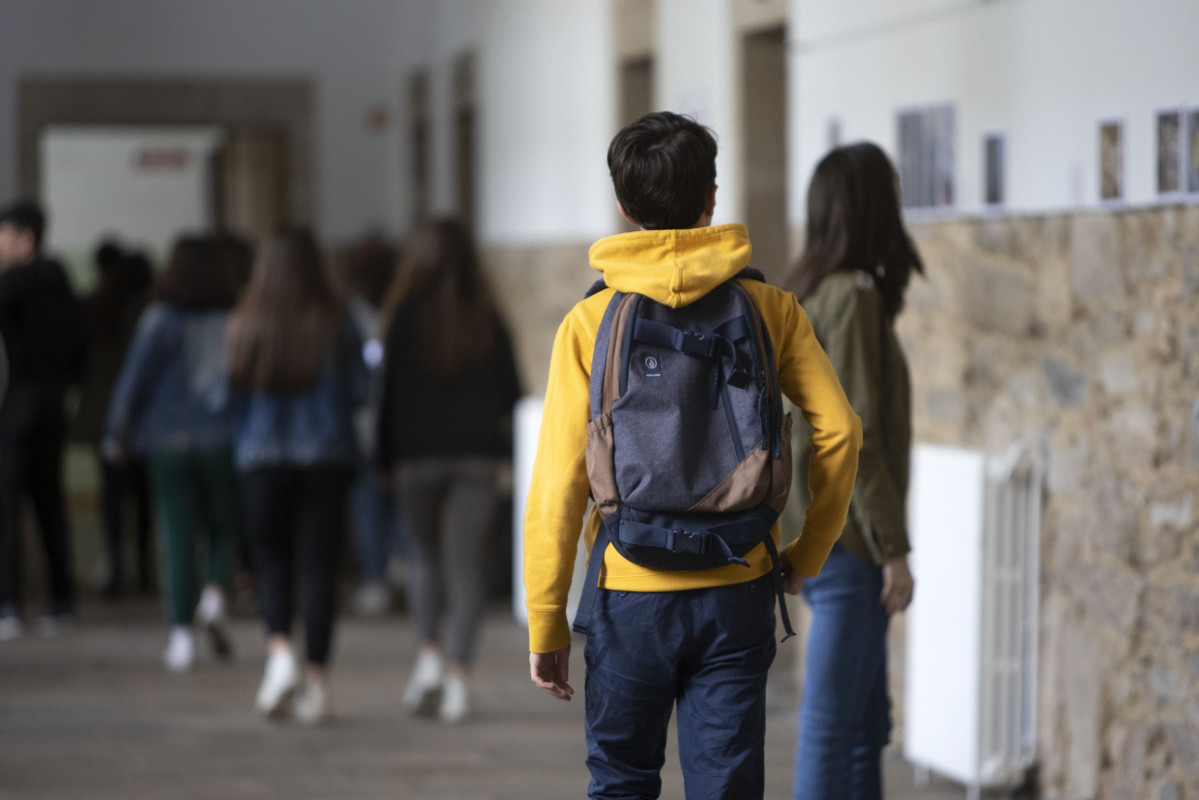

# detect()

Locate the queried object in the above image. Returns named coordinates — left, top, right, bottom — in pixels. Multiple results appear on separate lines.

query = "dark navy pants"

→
left=793, top=545, right=891, bottom=800
left=584, top=573, right=777, bottom=800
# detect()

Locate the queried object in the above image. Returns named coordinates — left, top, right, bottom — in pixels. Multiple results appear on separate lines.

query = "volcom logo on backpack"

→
left=575, top=269, right=796, bottom=641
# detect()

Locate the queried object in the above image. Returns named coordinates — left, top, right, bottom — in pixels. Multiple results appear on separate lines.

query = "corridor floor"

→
left=0, top=597, right=969, bottom=799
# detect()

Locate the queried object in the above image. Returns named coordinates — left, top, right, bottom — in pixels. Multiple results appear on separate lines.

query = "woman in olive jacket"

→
left=785, top=142, right=922, bottom=800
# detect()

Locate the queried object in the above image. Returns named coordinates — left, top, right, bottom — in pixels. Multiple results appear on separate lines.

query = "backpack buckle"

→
left=667, top=528, right=706, bottom=555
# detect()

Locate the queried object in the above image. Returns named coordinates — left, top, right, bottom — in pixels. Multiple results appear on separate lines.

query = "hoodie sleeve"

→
left=769, top=290, right=862, bottom=577
left=103, top=305, right=172, bottom=452
left=522, top=309, right=595, bottom=654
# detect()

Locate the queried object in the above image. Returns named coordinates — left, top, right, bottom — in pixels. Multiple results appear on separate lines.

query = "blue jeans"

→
left=584, top=573, right=777, bottom=800
left=793, top=545, right=891, bottom=800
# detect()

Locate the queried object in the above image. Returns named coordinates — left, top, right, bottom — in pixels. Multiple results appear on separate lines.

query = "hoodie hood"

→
left=588, top=224, right=752, bottom=308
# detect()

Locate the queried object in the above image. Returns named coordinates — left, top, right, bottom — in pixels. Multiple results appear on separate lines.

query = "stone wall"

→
left=487, top=206, right=1199, bottom=798
left=485, top=241, right=594, bottom=396
left=902, top=207, right=1199, bottom=800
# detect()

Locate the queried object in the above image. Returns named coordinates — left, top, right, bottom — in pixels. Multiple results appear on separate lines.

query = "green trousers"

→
left=147, top=447, right=241, bottom=626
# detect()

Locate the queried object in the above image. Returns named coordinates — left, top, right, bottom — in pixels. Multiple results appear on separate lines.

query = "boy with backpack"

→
left=524, top=111, right=862, bottom=798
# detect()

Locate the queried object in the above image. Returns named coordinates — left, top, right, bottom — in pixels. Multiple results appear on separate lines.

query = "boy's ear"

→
left=704, top=184, right=717, bottom=218
left=617, top=201, right=641, bottom=229
left=692, top=184, right=718, bottom=228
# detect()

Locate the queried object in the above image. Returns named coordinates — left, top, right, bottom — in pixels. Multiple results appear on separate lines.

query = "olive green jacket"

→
left=785, top=270, right=912, bottom=565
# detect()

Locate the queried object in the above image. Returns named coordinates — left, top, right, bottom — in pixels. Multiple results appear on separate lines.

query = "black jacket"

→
left=377, top=307, right=521, bottom=467
left=0, top=256, right=87, bottom=395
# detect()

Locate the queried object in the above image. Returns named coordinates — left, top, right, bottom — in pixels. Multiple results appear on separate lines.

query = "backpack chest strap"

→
left=631, top=315, right=756, bottom=404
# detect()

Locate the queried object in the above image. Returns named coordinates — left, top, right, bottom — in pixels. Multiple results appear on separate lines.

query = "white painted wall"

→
left=397, top=0, right=617, bottom=246
left=473, top=0, right=617, bottom=245
left=789, top=0, right=1199, bottom=221
left=9, top=0, right=1193, bottom=251
left=0, top=0, right=425, bottom=245
left=656, top=0, right=742, bottom=227
left=41, top=126, right=224, bottom=262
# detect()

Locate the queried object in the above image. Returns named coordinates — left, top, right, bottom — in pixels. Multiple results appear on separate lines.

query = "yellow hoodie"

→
left=523, top=224, right=862, bottom=654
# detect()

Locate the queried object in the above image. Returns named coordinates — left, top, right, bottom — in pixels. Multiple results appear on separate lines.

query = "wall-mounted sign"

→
left=133, top=148, right=191, bottom=171
left=1099, top=119, right=1123, bottom=203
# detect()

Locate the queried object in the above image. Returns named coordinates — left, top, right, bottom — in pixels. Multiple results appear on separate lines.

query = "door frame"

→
left=18, top=77, right=315, bottom=225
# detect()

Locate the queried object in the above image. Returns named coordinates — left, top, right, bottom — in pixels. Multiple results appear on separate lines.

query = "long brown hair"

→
left=380, top=218, right=501, bottom=381
left=154, top=235, right=239, bottom=310
left=784, top=142, right=923, bottom=318
left=227, top=226, right=342, bottom=392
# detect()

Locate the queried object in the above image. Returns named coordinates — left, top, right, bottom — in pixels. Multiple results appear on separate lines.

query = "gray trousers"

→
left=396, top=457, right=498, bottom=667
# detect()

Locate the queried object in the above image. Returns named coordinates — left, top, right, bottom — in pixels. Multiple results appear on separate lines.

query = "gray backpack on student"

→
left=573, top=269, right=796, bottom=638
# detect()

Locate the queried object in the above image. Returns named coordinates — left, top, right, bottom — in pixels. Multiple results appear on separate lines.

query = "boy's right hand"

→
left=530, top=646, right=574, bottom=701
left=780, top=558, right=806, bottom=595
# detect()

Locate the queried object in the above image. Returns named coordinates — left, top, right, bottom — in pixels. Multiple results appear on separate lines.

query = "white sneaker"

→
left=163, top=627, right=196, bottom=672
left=295, top=676, right=331, bottom=725
left=402, top=650, right=443, bottom=715
left=0, top=614, right=22, bottom=642
left=352, top=581, right=390, bottom=618
left=255, top=649, right=300, bottom=718
left=439, top=674, right=470, bottom=723
left=195, top=586, right=232, bottom=661
left=196, top=585, right=224, bottom=622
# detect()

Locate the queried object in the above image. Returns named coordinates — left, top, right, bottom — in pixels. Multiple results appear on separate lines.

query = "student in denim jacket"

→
left=784, top=142, right=921, bottom=800
left=104, top=235, right=241, bottom=672
left=227, top=227, right=366, bottom=725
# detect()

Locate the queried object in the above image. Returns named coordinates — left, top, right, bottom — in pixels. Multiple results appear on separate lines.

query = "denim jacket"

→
left=233, top=317, right=368, bottom=472
left=104, top=303, right=237, bottom=455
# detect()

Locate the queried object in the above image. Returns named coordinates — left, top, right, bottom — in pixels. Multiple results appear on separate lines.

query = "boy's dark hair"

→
left=0, top=200, right=46, bottom=249
left=607, top=112, right=717, bottom=230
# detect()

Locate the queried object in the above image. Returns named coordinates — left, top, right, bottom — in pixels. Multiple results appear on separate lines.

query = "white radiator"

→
left=904, top=442, right=1044, bottom=796
left=511, top=396, right=588, bottom=626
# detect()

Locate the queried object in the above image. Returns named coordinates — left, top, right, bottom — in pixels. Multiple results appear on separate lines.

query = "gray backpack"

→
left=573, top=269, right=796, bottom=639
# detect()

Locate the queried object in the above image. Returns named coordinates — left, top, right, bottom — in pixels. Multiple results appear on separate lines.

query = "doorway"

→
left=19, top=77, right=314, bottom=237
left=211, top=127, right=291, bottom=245
left=741, top=26, right=788, bottom=282
left=408, top=70, right=431, bottom=229
left=454, top=53, right=477, bottom=232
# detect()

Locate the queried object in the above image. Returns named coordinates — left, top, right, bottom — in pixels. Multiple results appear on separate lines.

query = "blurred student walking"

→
left=104, top=235, right=241, bottom=671
left=343, top=238, right=404, bottom=617
left=76, top=241, right=155, bottom=599
left=227, top=226, right=366, bottom=725
left=377, top=218, right=521, bottom=723
left=0, top=201, right=87, bottom=640
left=784, top=142, right=921, bottom=800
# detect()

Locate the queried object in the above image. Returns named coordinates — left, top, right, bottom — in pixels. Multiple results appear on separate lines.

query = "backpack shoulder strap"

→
left=734, top=267, right=766, bottom=283
left=589, top=290, right=644, bottom=420
left=585, top=277, right=608, bottom=298
left=727, top=279, right=784, bottom=457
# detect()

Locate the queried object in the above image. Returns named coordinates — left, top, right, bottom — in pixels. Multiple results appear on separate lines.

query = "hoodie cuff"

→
left=527, top=608, right=571, bottom=654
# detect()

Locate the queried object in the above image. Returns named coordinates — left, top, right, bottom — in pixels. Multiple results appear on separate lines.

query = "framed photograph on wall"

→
left=897, top=102, right=955, bottom=211
left=1188, top=109, right=1199, bottom=195
left=827, top=117, right=842, bottom=151
left=1157, top=109, right=1182, bottom=196
left=1099, top=119, right=1123, bottom=203
left=983, top=132, right=1005, bottom=209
